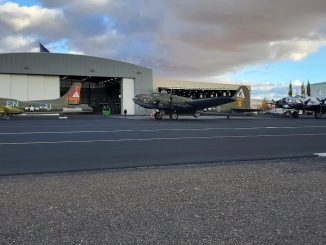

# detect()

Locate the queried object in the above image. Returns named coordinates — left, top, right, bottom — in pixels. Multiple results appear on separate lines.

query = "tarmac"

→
left=0, top=115, right=325, bottom=244
left=1, top=115, right=326, bottom=175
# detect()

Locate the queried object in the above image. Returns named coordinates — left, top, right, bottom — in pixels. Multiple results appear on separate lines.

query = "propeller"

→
left=168, top=89, right=174, bottom=110
left=304, top=98, right=311, bottom=105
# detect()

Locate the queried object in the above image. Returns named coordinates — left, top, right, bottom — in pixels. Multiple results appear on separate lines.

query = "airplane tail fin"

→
left=232, top=85, right=250, bottom=109
left=59, top=82, right=82, bottom=105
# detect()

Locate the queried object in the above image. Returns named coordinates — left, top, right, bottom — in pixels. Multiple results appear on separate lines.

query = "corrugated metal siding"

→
left=0, top=53, right=152, bottom=78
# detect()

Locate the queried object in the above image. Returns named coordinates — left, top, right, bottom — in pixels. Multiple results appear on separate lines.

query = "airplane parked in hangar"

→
left=270, top=95, right=326, bottom=118
left=0, top=82, right=93, bottom=119
left=133, top=85, right=252, bottom=120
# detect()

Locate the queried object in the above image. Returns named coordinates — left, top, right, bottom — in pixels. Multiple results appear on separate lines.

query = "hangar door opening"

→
left=60, top=76, right=122, bottom=114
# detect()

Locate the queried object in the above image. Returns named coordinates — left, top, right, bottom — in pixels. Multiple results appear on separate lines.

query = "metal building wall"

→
left=311, top=82, right=326, bottom=98
left=0, top=74, right=59, bottom=100
left=0, top=74, right=10, bottom=98
left=121, top=78, right=135, bottom=115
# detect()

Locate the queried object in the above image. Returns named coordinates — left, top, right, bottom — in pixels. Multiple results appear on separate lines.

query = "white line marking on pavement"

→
left=1, top=125, right=326, bottom=135
left=1, top=133, right=326, bottom=145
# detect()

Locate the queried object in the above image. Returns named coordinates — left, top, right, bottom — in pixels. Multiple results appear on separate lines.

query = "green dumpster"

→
left=102, top=107, right=111, bottom=116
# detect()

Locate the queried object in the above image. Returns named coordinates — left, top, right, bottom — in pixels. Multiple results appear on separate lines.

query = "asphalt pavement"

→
left=0, top=115, right=326, bottom=175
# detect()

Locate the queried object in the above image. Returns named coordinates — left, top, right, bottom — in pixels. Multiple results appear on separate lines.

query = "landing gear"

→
left=1, top=113, right=10, bottom=120
left=314, top=112, right=322, bottom=119
left=285, top=110, right=291, bottom=117
left=154, top=111, right=163, bottom=120
left=170, top=113, right=178, bottom=120
left=153, top=110, right=179, bottom=120
left=193, top=112, right=200, bottom=118
left=292, top=111, right=299, bottom=118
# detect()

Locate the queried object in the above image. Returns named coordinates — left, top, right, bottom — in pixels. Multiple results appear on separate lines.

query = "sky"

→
left=0, top=0, right=325, bottom=99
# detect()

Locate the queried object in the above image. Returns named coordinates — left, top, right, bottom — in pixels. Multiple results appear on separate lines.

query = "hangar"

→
left=311, top=81, right=326, bottom=98
left=0, top=53, right=250, bottom=115
left=0, top=53, right=153, bottom=115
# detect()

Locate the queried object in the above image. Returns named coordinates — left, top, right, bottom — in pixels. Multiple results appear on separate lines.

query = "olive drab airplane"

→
left=133, top=85, right=251, bottom=120
left=0, top=82, right=93, bottom=119
left=204, top=86, right=253, bottom=118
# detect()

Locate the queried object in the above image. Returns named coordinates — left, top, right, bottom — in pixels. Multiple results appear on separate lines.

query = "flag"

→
left=39, top=43, right=50, bottom=53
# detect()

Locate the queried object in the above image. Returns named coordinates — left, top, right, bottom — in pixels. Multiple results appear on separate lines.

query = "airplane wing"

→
left=231, top=108, right=261, bottom=113
left=187, top=97, right=235, bottom=110
left=0, top=105, right=24, bottom=114
left=0, top=105, right=5, bottom=113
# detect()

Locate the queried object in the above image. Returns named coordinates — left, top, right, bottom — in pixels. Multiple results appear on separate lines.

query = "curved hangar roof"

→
left=0, top=53, right=152, bottom=80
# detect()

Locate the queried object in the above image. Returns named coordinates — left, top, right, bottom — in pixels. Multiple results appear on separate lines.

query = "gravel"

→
left=1, top=157, right=326, bottom=244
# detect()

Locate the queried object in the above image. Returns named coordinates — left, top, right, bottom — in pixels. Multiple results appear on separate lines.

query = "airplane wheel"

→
left=170, top=113, right=178, bottom=120
left=314, top=112, right=322, bottom=119
left=292, top=111, right=299, bottom=118
left=154, top=112, right=163, bottom=120
left=193, top=112, right=200, bottom=118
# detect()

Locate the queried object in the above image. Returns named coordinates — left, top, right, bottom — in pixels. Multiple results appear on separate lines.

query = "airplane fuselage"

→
left=0, top=98, right=92, bottom=114
left=133, top=93, right=195, bottom=112
left=0, top=82, right=93, bottom=119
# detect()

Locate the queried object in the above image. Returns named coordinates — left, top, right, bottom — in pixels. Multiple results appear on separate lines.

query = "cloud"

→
left=292, top=80, right=303, bottom=87
left=250, top=82, right=289, bottom=100
left=0, top=35, right=35, bottom=52
left=269, top=38, right=326, bottom=61
left=0, top=2, right=65, bottom=52
left=0, top=0, right=325, bottom=81
left=0, top=2, right=64, bottom=32
left=249, top=80, right=311, bottom=99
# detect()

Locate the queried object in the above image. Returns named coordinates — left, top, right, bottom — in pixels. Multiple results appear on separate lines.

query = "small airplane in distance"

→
left=133, top=85, right=250, bottom=120
left=271, top=95, right=326, bottom=118
left=0, top=82, right=93, bottom=119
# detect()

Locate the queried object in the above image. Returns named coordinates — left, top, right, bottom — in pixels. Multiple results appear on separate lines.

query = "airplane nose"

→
left=133, top=95, right=141, bottom=103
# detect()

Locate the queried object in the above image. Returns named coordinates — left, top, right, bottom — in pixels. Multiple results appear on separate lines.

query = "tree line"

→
left=288, top=81, right=311, bottom=97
